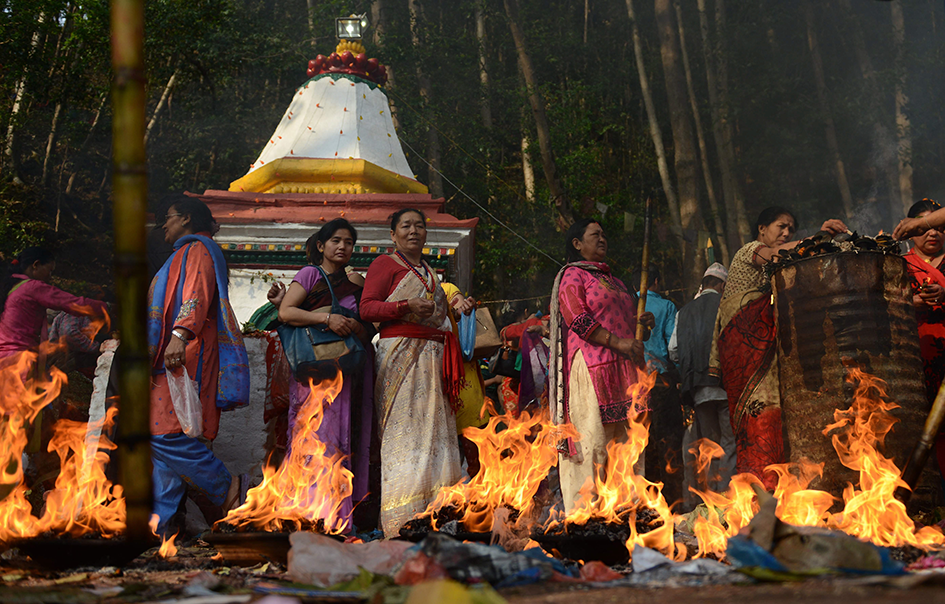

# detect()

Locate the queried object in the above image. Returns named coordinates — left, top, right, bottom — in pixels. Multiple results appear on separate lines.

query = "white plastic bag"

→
left=166, top=367, right=203, bottom=438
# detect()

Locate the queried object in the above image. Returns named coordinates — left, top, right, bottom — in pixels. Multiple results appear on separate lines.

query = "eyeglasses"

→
left=165, top=213, right=183, bottom=221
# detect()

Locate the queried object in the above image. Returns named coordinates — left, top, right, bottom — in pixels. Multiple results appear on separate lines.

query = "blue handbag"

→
left=276, top=267, right=365, bottom=381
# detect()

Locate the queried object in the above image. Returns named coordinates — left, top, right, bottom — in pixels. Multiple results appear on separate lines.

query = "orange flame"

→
left=689, top=368, right=945, bottom=559
left=418, top=401, right=579, bottom=533
left=33, top=406, right=125, bottom=537
left=0, top=326, right=126, bottom=543
left=822, top=369, right=944, bottom=547
left=546, top=369, right=685, bottom=561
left=149, top=514, right=179, bottom=558
left=218, top=370, right=351, bottom=533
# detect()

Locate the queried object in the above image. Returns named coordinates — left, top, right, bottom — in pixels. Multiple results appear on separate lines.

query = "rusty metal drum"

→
left=773, top=251, right=938, bottom=509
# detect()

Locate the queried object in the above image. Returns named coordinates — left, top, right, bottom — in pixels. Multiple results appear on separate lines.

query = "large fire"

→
left=545, top=369, right=685, bottom=561
left=418, top=401, right=578, bottom=534
left=0, top=310, right=125, bottom=544
left=218, top=370, right=352, bottom=533
left=690, top=368, right=945, bottom=558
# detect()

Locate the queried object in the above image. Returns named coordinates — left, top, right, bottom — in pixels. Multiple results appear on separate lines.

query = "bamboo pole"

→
left=896, top=380, right=945, bottom=505
left=111, top=0, right=152, bottom=544
left=635, top=198, right=653, bottom=341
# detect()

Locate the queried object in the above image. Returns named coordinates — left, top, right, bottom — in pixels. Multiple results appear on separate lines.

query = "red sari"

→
left=903, top=250, right=945, bottom=479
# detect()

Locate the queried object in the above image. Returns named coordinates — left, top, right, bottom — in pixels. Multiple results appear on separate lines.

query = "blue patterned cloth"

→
left=148, top=234, right=249, bottom=410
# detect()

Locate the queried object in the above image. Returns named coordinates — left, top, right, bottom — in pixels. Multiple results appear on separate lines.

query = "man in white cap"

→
left=669, top=262, right=735, bottom=501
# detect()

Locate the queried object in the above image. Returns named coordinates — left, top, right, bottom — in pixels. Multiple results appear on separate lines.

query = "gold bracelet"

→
left=924, top=216, right=933, bottom=231
left=604, top=331, right=612, bottom=347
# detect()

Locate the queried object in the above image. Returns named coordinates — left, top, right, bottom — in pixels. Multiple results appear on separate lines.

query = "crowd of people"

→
left=3, top=196, right=945, bottom=537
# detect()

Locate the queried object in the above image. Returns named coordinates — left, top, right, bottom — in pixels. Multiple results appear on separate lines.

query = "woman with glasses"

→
left=148, top=198, right=249, bottom=534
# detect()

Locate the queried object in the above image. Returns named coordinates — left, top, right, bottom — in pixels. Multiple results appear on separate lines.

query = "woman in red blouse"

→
left=360, top=208, right=474, bottom=537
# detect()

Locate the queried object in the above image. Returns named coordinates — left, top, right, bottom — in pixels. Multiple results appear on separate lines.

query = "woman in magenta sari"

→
left=549, top=219, right=654, bottom=511
left=360, top=208, right=472, bottom=537
left=267, top=218, right=375, bottom=529
left=709, top=207, right=846, bottom=489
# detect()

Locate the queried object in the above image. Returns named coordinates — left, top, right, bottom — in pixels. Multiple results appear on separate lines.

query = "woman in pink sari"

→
left=549, top=219, right=654, bottom=511
left=360, top=208, right=473, bottom=537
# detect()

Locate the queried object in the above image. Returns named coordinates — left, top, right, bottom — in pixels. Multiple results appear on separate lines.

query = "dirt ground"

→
left=501, top=581, right=945, bottom=604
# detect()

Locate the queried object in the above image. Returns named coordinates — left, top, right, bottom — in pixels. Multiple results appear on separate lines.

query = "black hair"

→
left=0, top=246, right=55, bottom=316
left=169, top=197, right=215, bottom=234
left=564, top=218, right=602, bottom=263
left=755, top=206, right=797, bottom=235
left=389, top=208, right=427, bottom=231
left=306, top=218, right=358, bottom=264
left=631, top=264, right=661, bottom=292
left=701, top=275, right=726, bottom=290
left=907, top=198, right=941, bottom=218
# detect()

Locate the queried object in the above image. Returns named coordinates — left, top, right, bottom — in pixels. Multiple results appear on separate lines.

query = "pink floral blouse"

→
left=559, top=263, right=640, bottom=423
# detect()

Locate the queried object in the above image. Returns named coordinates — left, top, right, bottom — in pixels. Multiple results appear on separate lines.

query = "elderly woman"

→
left=360, top=208, right=474, bottom=536
left=148, top=198, right=249, bottom=533
left=549, top=218, right=654, bottom=511
left=709, top=207, right=846, bottom=489
left=267, top=218, right=375, bottom=528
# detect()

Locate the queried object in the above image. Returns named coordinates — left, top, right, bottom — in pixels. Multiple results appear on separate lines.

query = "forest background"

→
left=0, top=0, right=943, bottom=305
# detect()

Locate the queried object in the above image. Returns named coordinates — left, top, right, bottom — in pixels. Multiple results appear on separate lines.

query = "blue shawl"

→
left=148, top=234, right=249, bottom=411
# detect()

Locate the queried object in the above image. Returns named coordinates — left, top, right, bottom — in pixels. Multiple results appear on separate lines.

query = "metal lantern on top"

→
left=335, top=13, right=368, bottom=40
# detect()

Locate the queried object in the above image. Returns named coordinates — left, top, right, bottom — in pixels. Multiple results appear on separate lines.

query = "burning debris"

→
left=689, top=369, right=945, bottom=560
left=215, top=371, right=352, bottom=535
left=404, top=402, right=578, bottom=542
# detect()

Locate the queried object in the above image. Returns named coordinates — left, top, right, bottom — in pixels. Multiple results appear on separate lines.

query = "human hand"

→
left=327, top=314, right=360, bottom=336
left=456, top=296, right=476, bottom=315
left=894, top=216, right=928, bottom=241
left=267, top=282, right=286, bottom=308
left=164, top=333, right=187, bottom=369
left=614, top=337, right=645, bottom=367
left=408, top=297, right=436, bottom=318
left=918, top=282, right=945, bottom=306
left=820, top=219, right=849, bottom=236
left=638, top=311, right=655, bottom=330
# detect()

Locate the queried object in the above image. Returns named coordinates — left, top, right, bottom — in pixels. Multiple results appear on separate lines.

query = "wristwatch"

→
left=171, top=329, right=189, bottom=343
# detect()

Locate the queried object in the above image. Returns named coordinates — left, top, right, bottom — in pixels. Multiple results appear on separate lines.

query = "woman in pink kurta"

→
left=0, top=247, right=106, bottom=361
left=548, top=219, right=654, bottom=511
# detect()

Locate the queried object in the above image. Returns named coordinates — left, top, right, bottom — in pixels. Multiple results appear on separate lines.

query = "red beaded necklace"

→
left=396, top=250, right=435, bottom=297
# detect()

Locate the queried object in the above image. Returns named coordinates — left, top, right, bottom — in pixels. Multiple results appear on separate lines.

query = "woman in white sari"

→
left=360, top=208, right=474, bottom=536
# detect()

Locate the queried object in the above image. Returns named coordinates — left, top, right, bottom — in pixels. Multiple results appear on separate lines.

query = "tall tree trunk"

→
left=698, top=0, right=755, bottom=246
left=409, top=0, right=444, bottom=198
left=504, top=0, right=573, bottom=229
left=66, top=93, right=107, bottom=195
left=144, top=67, right=180, bottom=146
left=696, top=0, right=747, bottom=250
left=42, top=102, right=64, bottom=186
left=522, top=130, right=536, bottom=202
left=3, top=13, right=46, bottom=180
left=475, top=1, right=492, bottom=130
left=656, top=0, right=705, bottom=286
left=584, top=0, right=590, bottom=45
left=306, top=0, right=316, bottom=46
left=624, top=0, right=684, bottom=255
left=838, top=0, right=900, bottom=216
left=890, top=0, right=913, bottom=210
left=802, top=2, right=854, bottom=219
left=674, top=0, right=729, bottom=265
left=371, top=0, right=401, bottom=131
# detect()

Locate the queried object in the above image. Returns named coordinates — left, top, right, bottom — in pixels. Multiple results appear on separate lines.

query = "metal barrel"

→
left=773, top=251, right=940, bottom=510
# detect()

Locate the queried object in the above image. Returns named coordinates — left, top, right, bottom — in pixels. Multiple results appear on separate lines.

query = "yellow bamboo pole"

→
left=111, top=0, right=152, bottom=544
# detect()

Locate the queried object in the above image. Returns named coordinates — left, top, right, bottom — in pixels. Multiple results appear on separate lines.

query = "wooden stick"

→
left=635, top=198, right=653, bottom=341
left=111, top=0, right=152, bottom=544
left=896, top=379, right=945, bottom=504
